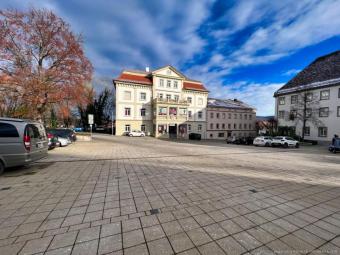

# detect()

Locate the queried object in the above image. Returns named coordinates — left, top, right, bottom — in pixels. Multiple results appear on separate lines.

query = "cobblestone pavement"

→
left=1, top=135, right=340, bottom=255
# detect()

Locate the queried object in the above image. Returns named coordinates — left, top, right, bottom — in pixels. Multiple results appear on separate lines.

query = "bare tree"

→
left=284, top=91, right=323, bottom=139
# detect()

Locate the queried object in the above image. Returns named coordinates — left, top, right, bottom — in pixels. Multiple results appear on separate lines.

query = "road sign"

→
left=88, top=114, right=94, bottom=125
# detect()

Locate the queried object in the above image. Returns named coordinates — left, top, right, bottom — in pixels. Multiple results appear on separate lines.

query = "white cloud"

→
left=282, top=69, right=301, bottom=76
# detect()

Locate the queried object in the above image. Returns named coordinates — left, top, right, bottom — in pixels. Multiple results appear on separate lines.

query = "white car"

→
left=57, top=136, right=71, bottom=147
left=271, top=136, right=299, bottom=148
left=128, top=130, right=145, bottom=137
left=253, top=136, right=273, bottom=147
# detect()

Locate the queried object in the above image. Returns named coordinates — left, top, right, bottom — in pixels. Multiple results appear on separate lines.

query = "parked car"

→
left=253, top=136, right=273, bottom=147
left=73, top=127, right=83, bottom=132
left=47, top=128, right=76, bottom=142
left=271, top=136, right=299, bottom=148
left=329, top=138, right=340, bottom=153
left=128, top=130, right=145, bottom=137
left=57, top=136, right=71, bottom=147
left=227, top=136, right=254, bottom=145
left=47, top=133, right=58, bottom=150
left=0, top=118, right=48, bottom=174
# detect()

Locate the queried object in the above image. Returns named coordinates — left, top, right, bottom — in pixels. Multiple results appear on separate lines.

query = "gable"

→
left=152, top=65, right=186, bottom=79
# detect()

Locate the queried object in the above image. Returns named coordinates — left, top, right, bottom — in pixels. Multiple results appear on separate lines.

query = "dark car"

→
left=189, top=133, right=201, bottom=140
left=47, top=128, right=76, bottom=142
left=329, top=138, right=340, bottom=154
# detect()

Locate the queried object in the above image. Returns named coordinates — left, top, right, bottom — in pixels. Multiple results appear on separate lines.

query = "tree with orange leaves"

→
left=0, top=8, right=93, bottom=121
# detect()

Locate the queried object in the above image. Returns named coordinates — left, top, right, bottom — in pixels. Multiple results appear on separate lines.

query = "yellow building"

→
left=113, top=66, right=208, bottom=138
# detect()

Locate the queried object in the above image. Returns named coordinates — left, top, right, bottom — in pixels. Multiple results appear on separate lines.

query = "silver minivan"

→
left=0, top=118, right=48, bottom=174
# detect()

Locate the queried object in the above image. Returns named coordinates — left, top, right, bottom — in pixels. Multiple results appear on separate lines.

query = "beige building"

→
left=274, top=51, right=340, bottom=142
left=206, top=98, right=256, bottom=139
left=113, top=66, right=208, bottom=138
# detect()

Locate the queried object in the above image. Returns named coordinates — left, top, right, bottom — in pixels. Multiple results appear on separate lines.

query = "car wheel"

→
left=265, top=142, right=270, bottom=147
left=141, top=134, right=145, bottom=137
left=295, top=143, right=299, bottom=148
left=0, top=161, right=4, bottom=175
left=283, top=143, right=288, bottom=148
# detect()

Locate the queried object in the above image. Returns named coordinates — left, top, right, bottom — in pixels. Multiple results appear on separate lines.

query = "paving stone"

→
left=76, top=226, right=100, bottom=243
left=217, top=236, right=247, bottom=255
left=123, top=229, right=145, bottom=248
left=280, top=234, right=314, bottom=254
left=198, top=241, right=225, bottom=255
left=124, top=243, right=149, bottom=255
left=71, top=239, right=98, bottom=255
left=45, top=246, right=72, bottom=255
left=204, top=223, right=228, bottom=240
left=168, top=232, right=194, bottom=253
left=62, top=215, right=84, bottom=227
left=186, top=227, right=212, bottom=246
left=144, top=224, right=165, bottom=241
left=266, top=239, right=294, bottom=254
left=0, top=242, right=26, bottom=255
left=162, top=220, right=184, bottom=236
left=193, top=214, right=215, bottom=226
left=293, top=229, right=326, bottom=247
left=49, top=231, right=78, bottom=250
left=19, top=236, right=53, bottom=255
left=177, top=248, right=201, bottom=255
left=98, top=234, right=122, bottom=254
left=251, top=246, right=275, bottom=255
left=260, top=222, right=289, bottom=238
left=122, top=218, right=141, bottom=232
left=247, top=227, right=276, bottom=244
left=141, top=215, right=159, bottom=228
left=157, top=212, right=175, bottom=223
left=148, top=237, right=173, bottom=255
left=233, top=231, right=262, bottom=251
left=101, top=222, right=121, bottom=237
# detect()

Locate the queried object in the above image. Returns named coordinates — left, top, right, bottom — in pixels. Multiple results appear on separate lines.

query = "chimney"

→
left=145, top=67, right=150, bottom=72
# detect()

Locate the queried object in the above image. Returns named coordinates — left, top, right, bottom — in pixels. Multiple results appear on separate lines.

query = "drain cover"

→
left=150, top=209, right=160, bottom=215
left=1, top=187, right=11, bottom=190
left=249, top=189, right=257, bottom=193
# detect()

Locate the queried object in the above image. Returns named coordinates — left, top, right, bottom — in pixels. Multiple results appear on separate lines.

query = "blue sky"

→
left=1, top=0, right=340, bottom=115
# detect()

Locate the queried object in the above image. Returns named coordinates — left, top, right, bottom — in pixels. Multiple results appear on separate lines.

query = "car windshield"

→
left=274, top=137, right=283, bottom=139
left=285, top=137, right=294, bottom=140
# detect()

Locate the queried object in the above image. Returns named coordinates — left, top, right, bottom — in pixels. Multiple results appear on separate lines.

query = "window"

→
left=141, top=125, right=146, bottom=132
left=244, top=123, right=247, bottom=129
left=210, top=123, right=213, bottom=129
left=249, top=124, right=252, bottom=129
left=228, top=113, right=231, bottom=119
left=140, top=108, right=146, bottom=116
left=279, top=96, right=285, bottom=105
left=234, top=114, right=237, bottom=119
left=319, top=107, right=329, bottom=117
left=125, top=125, right=130, bottom=132
left=26, top=124, right=40, bottom=139
left=158, top=93, right=163, bottom=100
left=278, top=111, right=285, bottom=119
left=140, top=92, right=146, bottom=101
left=187, top=97, right=192, bottom=103
left=222, top=124, right=225, bottom=129
left=174, top=95, right=179, bottom=101
left=0, top=123, right=19, bottom=137
left=158, top=125, right=166, bottom=134
left=233, top=124, right=236, bottom=129
left=179, top=108, right=187, bottom=116
left=304, top=126, right=310, bottom=136
left=320, top=90, right=330, bottom=100
left=218, top=133, right=224, bottom=138
left=306, top=93, right=313, bottom=102
left=240, top=114, right=242, bottom=119
left=291, top=95, right=298, bottom=104
left=318, top=127, right=328, bottom=137
left=124, top=108, right=131, bottom=116
left=166, top=94, right=171, bottom=100
left=249, top=114, right=252, bottom=120
left=123, top=91, right=131, bottom=100
left=239, top=123, right=242, bottom=129
left=244, top=114, right=247, bottom=120
left=222, top=113, right=226, bottom=119
left=338, top=106, right=340, bottom=117
left=216, top=113, right=220, bottom=119
left=173, top=81, right=178, bottom=89
left=188, top=111, right=192, bottom=118
left=210, top=134, right=213, bottom=138
left=216, top=123, right=219, bottom=129
left=210, top=112, right=214, bottom=118
left=188, top=124, right=191, bottom=132
left=198, top=124, right=202, bottom=131
left=167, top=80, right=171, bottom=88
left=158, top=107, right=167, bottom=115
left=339, top=88, right=340, bottom=98
left=198, top=111, right=203, bottom=119
left=306, top=108, right=312, bottom=118
left=169, top=107, right=177, bottom=116
left=198, top=98, right=203, bottom=105
left=159, top=79, right=164, bottom=87
left=290, top=110, right=297, bottom=120
left=228, top=124, right=231, bottom=129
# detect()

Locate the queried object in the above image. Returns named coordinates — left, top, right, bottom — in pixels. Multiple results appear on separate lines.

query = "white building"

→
left=274, top=51, right=340, bottom=142
left=113, top=66, right=208, bottom=138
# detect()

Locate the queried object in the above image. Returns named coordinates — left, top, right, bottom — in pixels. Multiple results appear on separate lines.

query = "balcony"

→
left=155, top=114, right=188, bottom=121
left=153, top=98, right=189, bottom=106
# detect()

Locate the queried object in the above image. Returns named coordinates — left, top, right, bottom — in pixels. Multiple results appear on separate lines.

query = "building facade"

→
left=206, top=98, right=256, bottom=140
left=274, top=51, right=340, bottom=142
left=114, top=66, right=208, bottom=138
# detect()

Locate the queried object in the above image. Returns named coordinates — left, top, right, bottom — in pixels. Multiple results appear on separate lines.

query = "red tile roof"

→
left=183, top=81, right=208, bottom=92
left=115, top=73, right=152, bottom=85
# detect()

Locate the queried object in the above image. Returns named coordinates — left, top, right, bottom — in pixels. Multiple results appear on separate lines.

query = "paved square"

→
left=1, top=135, right=340, bottom=254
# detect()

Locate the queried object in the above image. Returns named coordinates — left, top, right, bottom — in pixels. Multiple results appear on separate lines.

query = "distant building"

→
left=274, top=51, right=340, bottom=142
left=206, top=98, right=256, bottom=139
left=256, top=116, right=277, bottom=135
left=113, top=66, right=208, bottom=138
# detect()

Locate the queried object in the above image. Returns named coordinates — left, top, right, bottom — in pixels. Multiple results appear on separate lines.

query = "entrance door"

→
left=169, top=124, right=177, bottom=139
